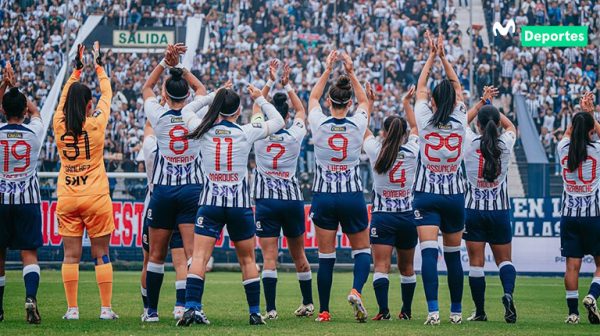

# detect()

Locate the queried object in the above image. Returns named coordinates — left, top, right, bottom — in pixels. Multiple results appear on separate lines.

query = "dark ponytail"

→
left=567, top=112, right=594, bottom=172
left=2, top=87, right=26, bottom=120
left=272, top=92, right=289, bottom=119
left=165, top=68, right=190, bottom=103
left=430, top=79, right=456, bottom=126
left=374, top=116, right=407, bottom=174
left=478, top=105, right=502, bottom=182
left=64, top=82, right=92, bottom=142
left=188, top=88, right=240, bottom=140
left=328, top=75, right=353, bottom=110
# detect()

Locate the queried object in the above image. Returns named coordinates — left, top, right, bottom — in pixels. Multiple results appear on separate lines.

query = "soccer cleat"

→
left=25, top=296, right=41, bottom=324
left=263, top=310, right=278, bottom=320
left=347, top=289, right=368, bottom=322
left=173, top=306, right=185, bottom=320
left=449, top=313, right=462, bottom=324
left=62, top=307, right=79, bottom=320
left=315, top=311, right=331, bottom=322
left=467, top=312, right=488, bottom=321
left=99, top=307, right=119, bottom=320
left=176, top=308, right=210, bottom=326
left=502, top=294, right=517, bottom=323
left=294, top=303, right=315, bottom=317
left=424, top=312, right=440, bottom=325
left=398, top=311, right=412, bottom=320
left=371, top=312, right=391, bottom=321
left=583, top=295, right=600, bottom=324
left=565, top=314, right=580, bottom=324
left=249, top=313, right=266, bottom=325
left=143, top=312, right=159, bottom=322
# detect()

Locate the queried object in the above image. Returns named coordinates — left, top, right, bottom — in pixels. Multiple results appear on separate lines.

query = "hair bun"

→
left=7, top=87, right=20, bottom=96
left=169, top=67, right=184, bottom=80
left=335, top=75, right=352, bottom=90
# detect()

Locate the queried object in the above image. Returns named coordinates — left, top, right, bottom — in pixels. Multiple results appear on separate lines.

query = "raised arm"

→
left=308, top=50, right=337, bottom=113
left=92, top=41, right=112, bottom=119
left=581, top=91, right=600, bottom=137
left=363, top=82, right=375, bottom=140
left=262, top=59, right=278, bottom=98
left=438, top=34, right=463, bottom=101
left=248, top=84, right=284, bottom=136
left=341, top=52, right=369, bottom=112
left=403, top=85, right=417, bottom=130
left=282, top=63, right=306, bottom=121
left=0, top=63, right=15, bottom=113
left=416, top=31, right=437, bottom=101
left=467, top=86, right=499, bottom=123
left=500, top=113, right=516, bottom=135
left=56, top=44, right=84, bottom=116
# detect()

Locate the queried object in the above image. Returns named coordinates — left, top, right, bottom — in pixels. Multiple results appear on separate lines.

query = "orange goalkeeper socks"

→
left=61, top=263, right=79, bottom=308
left=95, top=263, right=113, bottom=307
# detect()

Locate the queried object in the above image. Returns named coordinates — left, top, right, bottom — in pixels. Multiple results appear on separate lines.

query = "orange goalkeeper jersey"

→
left=53, top=67, right=112, bottom=197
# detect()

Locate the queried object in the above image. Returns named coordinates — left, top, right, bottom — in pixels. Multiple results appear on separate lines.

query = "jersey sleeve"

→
left=557, top=137, right=570, bottom=159
left=287, top=118, right=307, bottom=142
left=362, top=135, right=381, bottom=162
left=501, top=131, right=517, bottom=151
left=181, top=92, right=216, bottom=131
left=414, top=100, right=432, bottom=130
left=242, top=122, right=269, bottom=143
left=348, top=107, right=369, bottom=132
left=94, top=66, right=112, bottom=127
left=28, top=117, right=45, bottom=142
left=465, top=127, right=476, bottom=142
left=144, top=97, right=164, bottom=127
left=307, top=105, right=327, bottom=132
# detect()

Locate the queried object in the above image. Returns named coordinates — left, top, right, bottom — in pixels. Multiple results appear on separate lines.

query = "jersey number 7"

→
left=266, top=143, right=286, bottom=169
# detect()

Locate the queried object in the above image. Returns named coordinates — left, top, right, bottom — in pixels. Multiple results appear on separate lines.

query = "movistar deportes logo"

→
left=521, top=26, right=588, bottom=47
left=493, top=19, right=516, bottom=37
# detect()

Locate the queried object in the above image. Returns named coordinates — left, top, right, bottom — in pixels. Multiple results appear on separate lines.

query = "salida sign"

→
left=113, top=30, right=174, bottom=47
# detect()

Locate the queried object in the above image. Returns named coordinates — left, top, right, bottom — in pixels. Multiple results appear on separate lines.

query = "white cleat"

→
left=424, top=312, right=440, bottom=325
left=263, top=310, right=278, bottom=320
left=63, top=307, right=79, bottom=320
left=99, top=307, right=119, bottom=320
left=449, top=313, right=462, bottom=324
left=173, top=306, right=185, bottom=320
left=294, top=303, right=315, bottom=317
left=143, top=312, right=159, bottom=322
left=565, top=314, right=580, bottom=324
left=347, top=289, right=367, bottom=322
left=583, top=295, right=600, bottom=324
left=140, top=310, right=148, bottom=322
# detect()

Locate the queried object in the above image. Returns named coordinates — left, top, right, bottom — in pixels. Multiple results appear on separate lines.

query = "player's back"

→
left=0, top=118, right=44, bottom=204
left=253, top=118, right=306, bottom=200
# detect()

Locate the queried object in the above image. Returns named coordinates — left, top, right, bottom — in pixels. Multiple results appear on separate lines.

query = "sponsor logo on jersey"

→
left=6, top=132, right=23, bottom=138
left=397, top=152, right=405, bottom=159
left=146, top=208, right=153, bottom=220
left=256, top=221, right=262, bottom=230
left=331, top=125, right=346, bottom=132
left=92, top=109, right=102, bottom=117
left=252, top=122, right=263, bottom=128
left=269, top=134, right=285, bottom=142
left=170, top=116, right=183, bottom=123
left=436, top=123, right=452, bottom=130
left=370, top=227, right=378, bottom=237
left=196, top=216, right=204, bottom=227
left=414, top=210, right=422, bottom=220
left=215, top=129, right=231, bottom=135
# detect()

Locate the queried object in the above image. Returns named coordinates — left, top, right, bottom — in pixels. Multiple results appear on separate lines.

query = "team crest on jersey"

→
left=269, top=134, right=284, bottom=142
left=414, top=210, right=422, bottom=220
left=252, top=122, right=263, bottom=128
left=295, top=121, right=304, bottom=128
left=6, top=132, right=23, bottom=138
left=215, top=129, right=231, bottom=135
left=170, top=116, right=183, bottom=123
left=370, top=227, right=378, bottom=237
left=397, top=152, right=405, bottom=159
left=92, top=109, right=102, bottom=117
left=331, top=126, right=346, bottom=132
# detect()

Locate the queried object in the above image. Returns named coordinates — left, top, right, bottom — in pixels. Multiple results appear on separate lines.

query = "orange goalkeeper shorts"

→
left=57, top=194, right=115, bottom=238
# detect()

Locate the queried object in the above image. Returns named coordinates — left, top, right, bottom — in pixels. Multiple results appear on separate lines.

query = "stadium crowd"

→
left=3, top=0, right=599, bottom=196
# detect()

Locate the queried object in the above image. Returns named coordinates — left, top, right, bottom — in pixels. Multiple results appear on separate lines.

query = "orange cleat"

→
left=315, top=311, right=331, bottom=322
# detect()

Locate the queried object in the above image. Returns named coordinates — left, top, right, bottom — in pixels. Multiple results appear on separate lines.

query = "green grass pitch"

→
left=1, top=270, right=599, bottom=335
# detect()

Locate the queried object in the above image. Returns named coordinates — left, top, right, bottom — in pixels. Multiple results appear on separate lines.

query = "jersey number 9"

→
left=328, top=134, right=348, bottom=162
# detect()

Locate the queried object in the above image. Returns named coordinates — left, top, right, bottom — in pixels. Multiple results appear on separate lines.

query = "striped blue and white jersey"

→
left=464, top=128, right=516, bottom=210
left=363, top=134, right=419, bottom=212
left=558, top=137, right=600, bottom=217
left=414, top=100, right=467, bottom=194
left=0, top=118, right=43, bottom=204
left=145, top=95, right=213, bottom=186
left=308, top=106, right=368, bottom=193
left=253, top=118, right=306, bottom=200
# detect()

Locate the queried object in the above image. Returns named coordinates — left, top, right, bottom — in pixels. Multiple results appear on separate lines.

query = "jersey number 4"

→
left=0, top=140, right=31, bottom=172
left=389, top=160, right=407, bottom=187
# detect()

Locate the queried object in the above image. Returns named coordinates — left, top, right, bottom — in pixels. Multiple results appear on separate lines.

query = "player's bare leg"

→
left=234, top=237, right=265, bottom=325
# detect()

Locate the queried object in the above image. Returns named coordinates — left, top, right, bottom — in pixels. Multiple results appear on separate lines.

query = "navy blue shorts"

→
left=255, top=199, right=305, bottom=238
left=195, top=206, right=255, bottom=242
left=142, top=219, right=184, bottom=253
left=561, top=216, right=600, bottom=258
left=310, top=192, right=368, bottom=234
left=463, top=209, right=512, bottom=245
left=413, top=192, right=465, bottom=234
left=370, top=212, right=418, bottom=249
left=0, top=204, right=43, bottom=250
left=147, top=184, right=202, bottom=230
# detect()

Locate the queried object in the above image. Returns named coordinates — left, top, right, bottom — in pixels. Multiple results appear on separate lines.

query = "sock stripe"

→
left=296, top=271, right=312, bottom=281
left=0, top=276, right=5, bottom=286
left=242, top=277, right=260, bottom=286
left=420, top=240, right=438, bottom=250
left=566, top=290, right=579, bottom=299
left=318, top=252, right=336, bottom=259
left=147, top=262, right=165, bottom=274
left=498, top=261, right=514, bottom=270
left=373, top=272, right=389, bottom=282
left=175, top=280, right=186, bottom=290
left=443, top=245, right=461, bottom=253
left=400, top=274, right=417, bottom=284
left=141, top=286, right=147, bottom=296
left=262, top=270, right=278, bottom=278
left=23, top=264, right=41, bottom=277
left=593, top=277, right=600, bottom=285
left=469, top=266, right=485, bottom=277
left=187, top=273, right=203, bottom=280
left=351, top=248, right=371, bottom=258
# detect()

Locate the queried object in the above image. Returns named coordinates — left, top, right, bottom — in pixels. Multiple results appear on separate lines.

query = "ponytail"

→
left=188, top=88, right=240, bottom=140
left=567, top=112, right=594, bottom=172
left=64, top=82, right=92, bottom=142
left=478, top=105, right=502, bottom=182
left=374, top=116, right=407, bottom=174
left=430, top=79, right=456, bottom=126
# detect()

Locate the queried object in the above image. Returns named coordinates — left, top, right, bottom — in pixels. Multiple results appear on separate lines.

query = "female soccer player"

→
left=0, top=62, right=43, bottom=324
left=365, top=84, right=419, bottom=321
left=139, top=120, right=189, bottom=321
left=558, top=91, right=600, bottom=325
left=308, top=51, right=371, bottom=323
left=54, top=42, right=118, bottom=320
left=413, top=33, right=467, bottom=325
left=463, top=87, right=518, bottom=323
left=252, top=60, right=313, bottom=319
left=141, top=44, right=213, bottom=322
left=178, top=83, right=284, bottom=326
